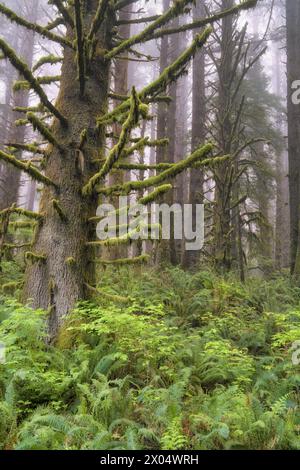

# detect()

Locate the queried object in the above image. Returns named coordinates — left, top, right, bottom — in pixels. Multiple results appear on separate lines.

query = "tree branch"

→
left=0, top=3, right=73, bottom=49
left=74, top=0, right=86, bottom=97
left=0, top=38, right=67, bottom=126
left=105, top=0, right=194, bottom=60
left=83, top=87, right=141, bottom=195
left=97, top=143, right=214, bottom=195
left=88, top=0, right=110, bottom=42
left=0, top=149, right=56, bottom=187
left=49, top=0, right=74, bottom=28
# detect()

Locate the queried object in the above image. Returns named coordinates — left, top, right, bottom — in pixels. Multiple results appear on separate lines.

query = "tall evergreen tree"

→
left=0, top=0, right=257, bottom=337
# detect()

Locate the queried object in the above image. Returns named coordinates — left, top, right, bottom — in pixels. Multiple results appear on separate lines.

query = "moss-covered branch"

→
left=13, top=75, right=61, bottom=92
left=0, top=149, right=56, bottom=187
left=0, top=38, right=67, bottom=126
left=98, top=28, right=211, bottom=125
left=27, top=112, right=64, bottom=151
left=97, top=143, right=214, bottom=195
left=49, top=0, right=74, bottom=28
left=116, top=14, right=160, bottom=25
left=151, top=0, right=258, bottom=40
left=0, top=206, right=43, bottom=221
left=84, top=282, right=129, bottom=304
left=74, top=0, right=86, bottom=97
left=46, top=17, right=64, bottom=31
left=13, top=103, right=46, bottom=113
left=114, top=0, right=138, bottom=10
left=33, top=55, right=63, bottom=72
left=96, top=254, right=150, bottom=265
left=118, top=137, right=169, bottom=160
left=88, top=0, right=110, bottom=42
left=25, top=251, right=46, bottom=264
left=106, top=0, right=193, bottom=59
left=4, top=142, right=47, bottom=156
left=0, top=3, right=73, bottom=49
left=52, top=199, right=67, bottom=221
left=114, top=162, right=173, bottom=171
left=83, top=87, right=141, bottom=196
left=139, top=184, right=173, bottom=205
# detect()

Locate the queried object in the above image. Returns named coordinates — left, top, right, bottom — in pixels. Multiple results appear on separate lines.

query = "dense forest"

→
left=0, top=0, right=300, bottom=452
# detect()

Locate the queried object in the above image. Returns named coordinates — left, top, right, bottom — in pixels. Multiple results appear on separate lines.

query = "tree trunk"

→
left=23, top=3, right=111, bottom=338
left=0, top=2, right=38, bottom=211
left=182, top=0, right=206, bottom=269
left=286, top=0, right=300, bottom=275
left=213, top=0, right=234, bottom=272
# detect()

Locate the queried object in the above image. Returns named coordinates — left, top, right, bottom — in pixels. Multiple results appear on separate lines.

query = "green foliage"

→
left=0, top=267, right=300, bottom=449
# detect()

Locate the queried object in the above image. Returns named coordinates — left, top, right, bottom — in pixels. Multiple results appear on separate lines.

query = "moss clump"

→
left=25, top=252, right=46, bottom=264
left=97, top=143, right=213, bottom=195
left=65, top=257, right=76, bottom=267
left=0, top=38, right=67, bottom=126
left=0, top=149, right=56, bottom=188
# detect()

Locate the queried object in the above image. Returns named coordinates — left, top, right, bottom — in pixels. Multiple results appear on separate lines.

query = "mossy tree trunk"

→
left=23, top=3, right=111, bottom=338
left=286, top=0, right=300, bottom=276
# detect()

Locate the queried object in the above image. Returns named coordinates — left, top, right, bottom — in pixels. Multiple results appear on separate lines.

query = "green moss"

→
left=26, top=113, right=64, bottom=151
left=5, top=143, right=47, bottom=156
left=52, top=199, right=67, bottom=222
left=87, top=0, right=110, bottom=42
left=0, top=3, right=73, bottom=48
left=105, top=0, right=194, bottom=60
left=0, top=149, right=56, bottom=188
left=13, top=76, right=61, bottom=92
left=98, top=28, right=211, bottom=126
left=65, top=257, right=76, bottom=267
left=0, top=38, right=67, bottom=126
left=97, top=254, right=150, bottom=266
left=48, top=0, right=74, bottom=28
left=97, top=143, right=213, bottom=195
left=25, top=251, right=46, bottom=264
left=33, top=55, right=63, bottom=72
left=83, top=87, right=141, bottom=196
left=139, top=184, right=172, bottom=205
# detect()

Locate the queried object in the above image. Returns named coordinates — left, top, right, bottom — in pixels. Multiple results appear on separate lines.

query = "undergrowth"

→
left=0, top=264, right=300, bottom=450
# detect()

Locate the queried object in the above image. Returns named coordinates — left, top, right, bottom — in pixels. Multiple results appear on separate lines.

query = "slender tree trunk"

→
left=213, top=0, right=234, bottom=272
left=182, top=0, right=206, bottom=269
left=0, top=3, right=38, bottom=211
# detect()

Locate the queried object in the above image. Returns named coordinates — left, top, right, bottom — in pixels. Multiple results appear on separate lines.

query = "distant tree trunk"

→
left=156, top=0, right=170, bottom=166
left=0, top=1, right=38, bottom=211
left=273, top=39, right=289, bottom=269
left=156, top=0, right=172, bottom=264
left=286, top=0, right=300, bottom=275
left=213, top=0, right=234, bottom=271
left=182, top=0, right=206, bottom=269
left=26, top=179, right=37, bottom=211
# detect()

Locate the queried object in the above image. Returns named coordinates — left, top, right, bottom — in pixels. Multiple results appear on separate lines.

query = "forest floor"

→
left=0, top=262, right=300, bottom=450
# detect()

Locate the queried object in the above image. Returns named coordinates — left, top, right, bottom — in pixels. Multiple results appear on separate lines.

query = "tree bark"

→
left=286, top=0, right=300, bottom=275
left=182, top=0, right=206, bottom=269
left=23, top=2, right=111, bottom=338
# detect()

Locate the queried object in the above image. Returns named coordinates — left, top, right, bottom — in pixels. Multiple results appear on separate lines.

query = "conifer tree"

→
left=0, top=0, right=257, bottom=337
